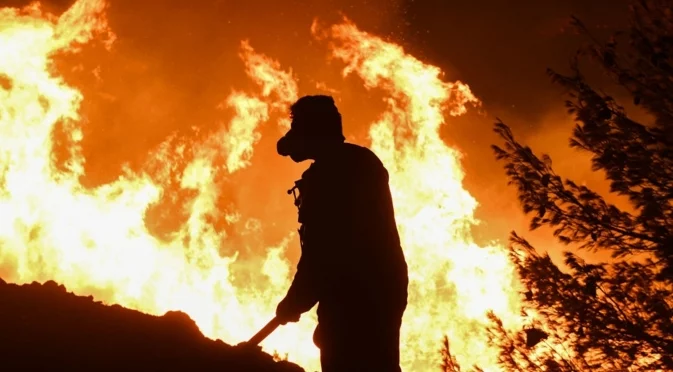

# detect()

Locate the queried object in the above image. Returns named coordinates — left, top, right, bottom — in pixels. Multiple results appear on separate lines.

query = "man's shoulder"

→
left=309, top=143, right=389, bottom=184
left=336, top=143, right=390, bottom=186
left=339, top=143, right=385, bottom=169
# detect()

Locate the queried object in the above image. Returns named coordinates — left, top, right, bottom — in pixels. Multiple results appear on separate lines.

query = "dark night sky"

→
left=389, top=0, right=632, bottom=254
left=400, top=0, right=630, bottom=124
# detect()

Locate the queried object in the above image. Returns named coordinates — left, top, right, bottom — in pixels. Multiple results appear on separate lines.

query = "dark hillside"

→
left=0, top=278, right=304, bottom=372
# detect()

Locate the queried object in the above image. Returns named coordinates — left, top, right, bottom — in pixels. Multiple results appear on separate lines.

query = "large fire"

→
left=0, top=1, right=525, bottom=370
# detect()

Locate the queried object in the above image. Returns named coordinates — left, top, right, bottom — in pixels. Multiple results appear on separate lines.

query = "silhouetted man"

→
left=275, top=95, right=408, bottom=372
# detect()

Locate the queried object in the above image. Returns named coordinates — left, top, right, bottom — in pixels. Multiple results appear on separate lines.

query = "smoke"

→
left=0, top=1, right=640, bottom=368
left=0, top=0, right=638, bottom=267
left=394, top=0, right=635, bottom=262
left=0, top=0, right=636, bottom=269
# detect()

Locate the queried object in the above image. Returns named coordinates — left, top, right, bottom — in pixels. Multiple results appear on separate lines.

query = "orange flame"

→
left=0, top=1, right=525, bottom=371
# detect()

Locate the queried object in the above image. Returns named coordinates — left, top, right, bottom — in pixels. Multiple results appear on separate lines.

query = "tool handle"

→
left=246, top=317, right=281, bottom=346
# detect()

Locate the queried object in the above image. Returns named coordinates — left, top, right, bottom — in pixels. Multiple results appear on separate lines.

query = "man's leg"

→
left=318, top=314, right=403, bottom=372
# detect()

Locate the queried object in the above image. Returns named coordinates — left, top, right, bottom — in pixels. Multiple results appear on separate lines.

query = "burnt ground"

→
left=0, top=278, right=305, bottom=372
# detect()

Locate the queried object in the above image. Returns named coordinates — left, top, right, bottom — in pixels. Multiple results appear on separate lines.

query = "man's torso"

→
left=295, top=143, right=408, bottom=312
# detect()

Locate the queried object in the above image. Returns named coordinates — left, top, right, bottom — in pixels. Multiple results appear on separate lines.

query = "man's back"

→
left=299, top=142, right=408, bottom=309
left=295, top=144, right=408, bottom=372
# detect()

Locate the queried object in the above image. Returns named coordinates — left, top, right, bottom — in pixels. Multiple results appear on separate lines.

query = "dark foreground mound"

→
left=0, top=278, right=305, bottom=372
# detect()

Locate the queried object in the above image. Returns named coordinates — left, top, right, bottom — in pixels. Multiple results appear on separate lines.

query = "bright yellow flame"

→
left=0, top=1, right=317, bottom=368
left=238, top=39, right=298, bottom=131
left=0, top=1, right=526, bottom=371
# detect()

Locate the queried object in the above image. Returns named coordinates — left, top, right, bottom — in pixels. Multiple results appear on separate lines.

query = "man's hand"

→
left=276, top=298, right=301, bottom=325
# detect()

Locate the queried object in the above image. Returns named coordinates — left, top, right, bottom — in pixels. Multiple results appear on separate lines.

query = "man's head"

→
left=277, top=95, right=345, bottom=162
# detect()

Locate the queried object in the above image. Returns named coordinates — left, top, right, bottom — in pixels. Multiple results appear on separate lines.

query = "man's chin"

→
left=290, top=153, right=309, bottom=163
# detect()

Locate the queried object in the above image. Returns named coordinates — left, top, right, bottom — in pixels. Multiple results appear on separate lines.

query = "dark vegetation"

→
left=443, top=0, right=673, bottom=370
left=0, top=278, right=304, bottom=372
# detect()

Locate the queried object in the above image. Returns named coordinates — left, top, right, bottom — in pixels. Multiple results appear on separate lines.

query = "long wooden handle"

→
left=246, top=317, right=281, bottom=346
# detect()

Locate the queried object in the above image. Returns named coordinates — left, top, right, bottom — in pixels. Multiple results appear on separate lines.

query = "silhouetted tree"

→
left=442, top=0, right=673, bottom=370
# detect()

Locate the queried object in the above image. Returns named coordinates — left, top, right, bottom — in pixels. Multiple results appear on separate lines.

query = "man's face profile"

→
left=277, top=115, right=314, bottom=163
left=287, top=133, right=312, bottom=163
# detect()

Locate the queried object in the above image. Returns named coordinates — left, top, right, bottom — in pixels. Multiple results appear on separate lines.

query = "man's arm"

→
left=276, top=233, right=319, bottom=323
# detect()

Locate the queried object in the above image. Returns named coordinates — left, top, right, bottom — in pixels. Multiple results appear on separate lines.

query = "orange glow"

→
left=0, top=1, right=525, bottom=371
